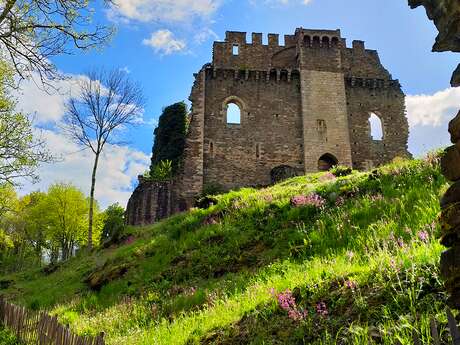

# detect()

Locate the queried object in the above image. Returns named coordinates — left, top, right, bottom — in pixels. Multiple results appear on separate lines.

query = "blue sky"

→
left=16, top=0, right=459, bottom=208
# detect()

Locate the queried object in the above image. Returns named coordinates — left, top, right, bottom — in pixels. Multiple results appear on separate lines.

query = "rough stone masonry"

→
left=408, top=0, right=460, bottom=310
left=126, top=28, right=410, bottom=226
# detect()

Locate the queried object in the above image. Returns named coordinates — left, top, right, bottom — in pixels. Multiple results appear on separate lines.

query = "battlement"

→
left=225, top=31, right=299, bottom=47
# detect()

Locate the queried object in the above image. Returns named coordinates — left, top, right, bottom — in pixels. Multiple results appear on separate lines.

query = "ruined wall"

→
left=125, top=178, right=173, bottom=226
left=126, top=27, right=411, bottom=226
left=202, top=68, right=303, bottom=190
left=408, top=0, right=460, bottom=310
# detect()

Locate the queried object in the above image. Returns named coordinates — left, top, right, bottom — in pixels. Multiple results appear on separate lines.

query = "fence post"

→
left=447, top=308, right=460, bottom=345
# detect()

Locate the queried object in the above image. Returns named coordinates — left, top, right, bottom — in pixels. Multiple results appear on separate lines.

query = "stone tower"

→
left=126, top=28, right=410, bottom=226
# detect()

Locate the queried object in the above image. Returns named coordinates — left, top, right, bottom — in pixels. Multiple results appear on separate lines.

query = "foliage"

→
left=0, top=60, right=52, bottom=185
left=101, top=204, right=125, bottom=246
left=63, top=68, right=145, bottom=249
left=150, top=102, right=188, bottom=175
left=0, top=183, right=103, bottom=272
left=330, top=165, right=353, bottom=177
left=150, top=160, right=173, bottom=181
left=0, top=156, right=451, bottom=345
left=0, top=0, right=114, bottom=83
left=0, top=326, right=19, bottom=345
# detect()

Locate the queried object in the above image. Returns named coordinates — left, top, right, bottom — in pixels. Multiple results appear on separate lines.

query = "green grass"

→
left=0, top=326, right=20, bottom=345
left=0, top=154, right=454, bottom=345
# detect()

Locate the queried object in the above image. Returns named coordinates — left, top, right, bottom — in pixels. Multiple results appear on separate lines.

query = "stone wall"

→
left=202, top=68, right=304, bottom=190
left=125, top=177, right=173, bottom=226
left=408, top=0, right=460, bottom=309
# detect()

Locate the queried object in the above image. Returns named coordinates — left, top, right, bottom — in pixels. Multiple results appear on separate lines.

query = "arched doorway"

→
left=318, top=153, right=338, bottom=171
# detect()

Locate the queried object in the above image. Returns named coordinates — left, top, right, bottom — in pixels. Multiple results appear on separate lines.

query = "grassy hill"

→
left=0, top=154, right=453, bottom=345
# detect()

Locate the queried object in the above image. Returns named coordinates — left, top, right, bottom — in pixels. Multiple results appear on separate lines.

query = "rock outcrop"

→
left=409, top=0, right=460, bottom=309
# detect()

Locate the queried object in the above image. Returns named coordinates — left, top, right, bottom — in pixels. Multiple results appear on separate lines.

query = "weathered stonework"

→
left=126, top=28, right=410, bottom=225
left=125, top=177, right=172, bottom=226
left=409, top=0, right=460, bottom=309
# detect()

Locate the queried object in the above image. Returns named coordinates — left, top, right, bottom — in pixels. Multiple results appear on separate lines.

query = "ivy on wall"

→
left=150, top=102, right=188, bottom=178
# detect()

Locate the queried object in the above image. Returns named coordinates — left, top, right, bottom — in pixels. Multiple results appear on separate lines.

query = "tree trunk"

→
left=88, top=152, right=100, bottom=250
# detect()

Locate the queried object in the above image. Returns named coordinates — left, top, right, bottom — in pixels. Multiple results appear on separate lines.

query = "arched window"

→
left=312, top=36, right=321, bottom=48
left=318, top=153, right=338, bottom=171
left=322, top=36, right=330, bottom=48
left=369, top=112, right=384, bottom=140
left=304, top=35, right=311, bottom=47
left=227, top=103, right=241, bottom=124
left=331, top=37, right=339, bottom=47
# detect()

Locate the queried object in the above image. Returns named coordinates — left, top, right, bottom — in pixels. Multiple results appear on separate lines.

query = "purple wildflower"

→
left=397, top=237, right=405, bottom=248
left=344, top=280, right=357, bottom=290
left=316, top=301, right=328, bottom=317
left=124, top=236, right=135, bottom=245
left=291, top=193, right=326, bottom=208
left=417, top=230, right=429, bottom=243
left=273, top=289, right=307, bottom=321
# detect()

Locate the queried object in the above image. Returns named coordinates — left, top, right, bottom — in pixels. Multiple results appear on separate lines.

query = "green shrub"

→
left=330, top=165, right=353, bottom=177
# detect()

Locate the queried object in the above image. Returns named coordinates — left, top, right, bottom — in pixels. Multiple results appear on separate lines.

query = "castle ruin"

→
left=126, top=28, right=410, bottom=226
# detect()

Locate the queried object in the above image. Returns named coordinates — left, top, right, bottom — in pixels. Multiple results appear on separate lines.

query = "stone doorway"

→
left=318, top=153, right=338, bottom=171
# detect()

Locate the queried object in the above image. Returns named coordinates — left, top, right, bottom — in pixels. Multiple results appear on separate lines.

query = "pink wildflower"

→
left=319, top=172, right=336, bottom=182
left=316, top=301, right=328, bottom=317
left=417, top=230, right=429, bottom=243
left=291, top=193, right=326, bottom=208
left=273, top=289, right=307, bottom=321
left=344, top=280, right=357, bottom=290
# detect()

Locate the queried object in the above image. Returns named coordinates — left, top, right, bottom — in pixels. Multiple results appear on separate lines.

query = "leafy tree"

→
left=0, top=60, right=52, bottom=185
left=101, top=203, right=125, bottom=245
left=0, top=0, right=114, bottom=83
left=150, top=102, right=188, bottom=176
left=44, top=183, right=92, bottom=261
left=63, top=68, right=145, bottom=249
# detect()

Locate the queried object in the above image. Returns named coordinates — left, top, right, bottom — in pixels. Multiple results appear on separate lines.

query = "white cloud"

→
left=142, top=30, right=187, bottom=55
left=15, top=76, right=86, bottom=123
left=14, top=73, right=152, bottom=209
left=406, top=87, right=459, bottom=156
left=20, top=130, right=150, bottom=209
left=109, top=0, right=221, bottom=23
left=194, top=28, right=219, bottom=44
left=405, top=87, right=460, bottom=127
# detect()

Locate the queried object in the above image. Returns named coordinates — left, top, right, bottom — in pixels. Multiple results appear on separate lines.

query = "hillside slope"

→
left=0, top=154, right=453, bottom=345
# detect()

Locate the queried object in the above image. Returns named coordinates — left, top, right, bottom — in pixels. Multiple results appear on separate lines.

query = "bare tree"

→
left=0, top=0, right=114, bottom=84
left=63, top=68, right=145, bottom=249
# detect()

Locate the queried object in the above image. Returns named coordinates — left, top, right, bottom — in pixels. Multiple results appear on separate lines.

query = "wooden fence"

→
left=0, top=298, right=104, bottom=345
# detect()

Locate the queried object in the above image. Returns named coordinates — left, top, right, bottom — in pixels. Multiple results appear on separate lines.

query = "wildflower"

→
left=319, top=172, right=336, bottom=182
left=124, top=235, right=135, bottom=245
left=417, top=230, right=429, bottom=243
left=404, top=226, right=412, bottom=235
left=335, top=196, right=345, bottom=207
left=370, top=194, right=384, bottom=202
left=316, top=301, right=328, bottom=317
left=273, top=289, right=307, bottom=321
left=346, top=250, right=355, bottom=261
left=397, top=237, right=405, bottom=248
left=344, top=280, right=357, bottom=290
left=291, top=193, right=326, bottom=208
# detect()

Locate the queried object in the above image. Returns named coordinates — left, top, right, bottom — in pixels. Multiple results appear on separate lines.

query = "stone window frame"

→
left=222, top=96, right=246, bottom=128
left=368, top=111, right=385, bottom=141
left=232, top=44, right=239, bottom=56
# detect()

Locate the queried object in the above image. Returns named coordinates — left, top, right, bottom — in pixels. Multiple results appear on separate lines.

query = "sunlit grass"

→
left=0, top=154, right=451, bottom=344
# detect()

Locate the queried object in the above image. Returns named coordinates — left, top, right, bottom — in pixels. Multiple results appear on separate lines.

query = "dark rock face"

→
left=409, top=0, right=460, bottom=309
